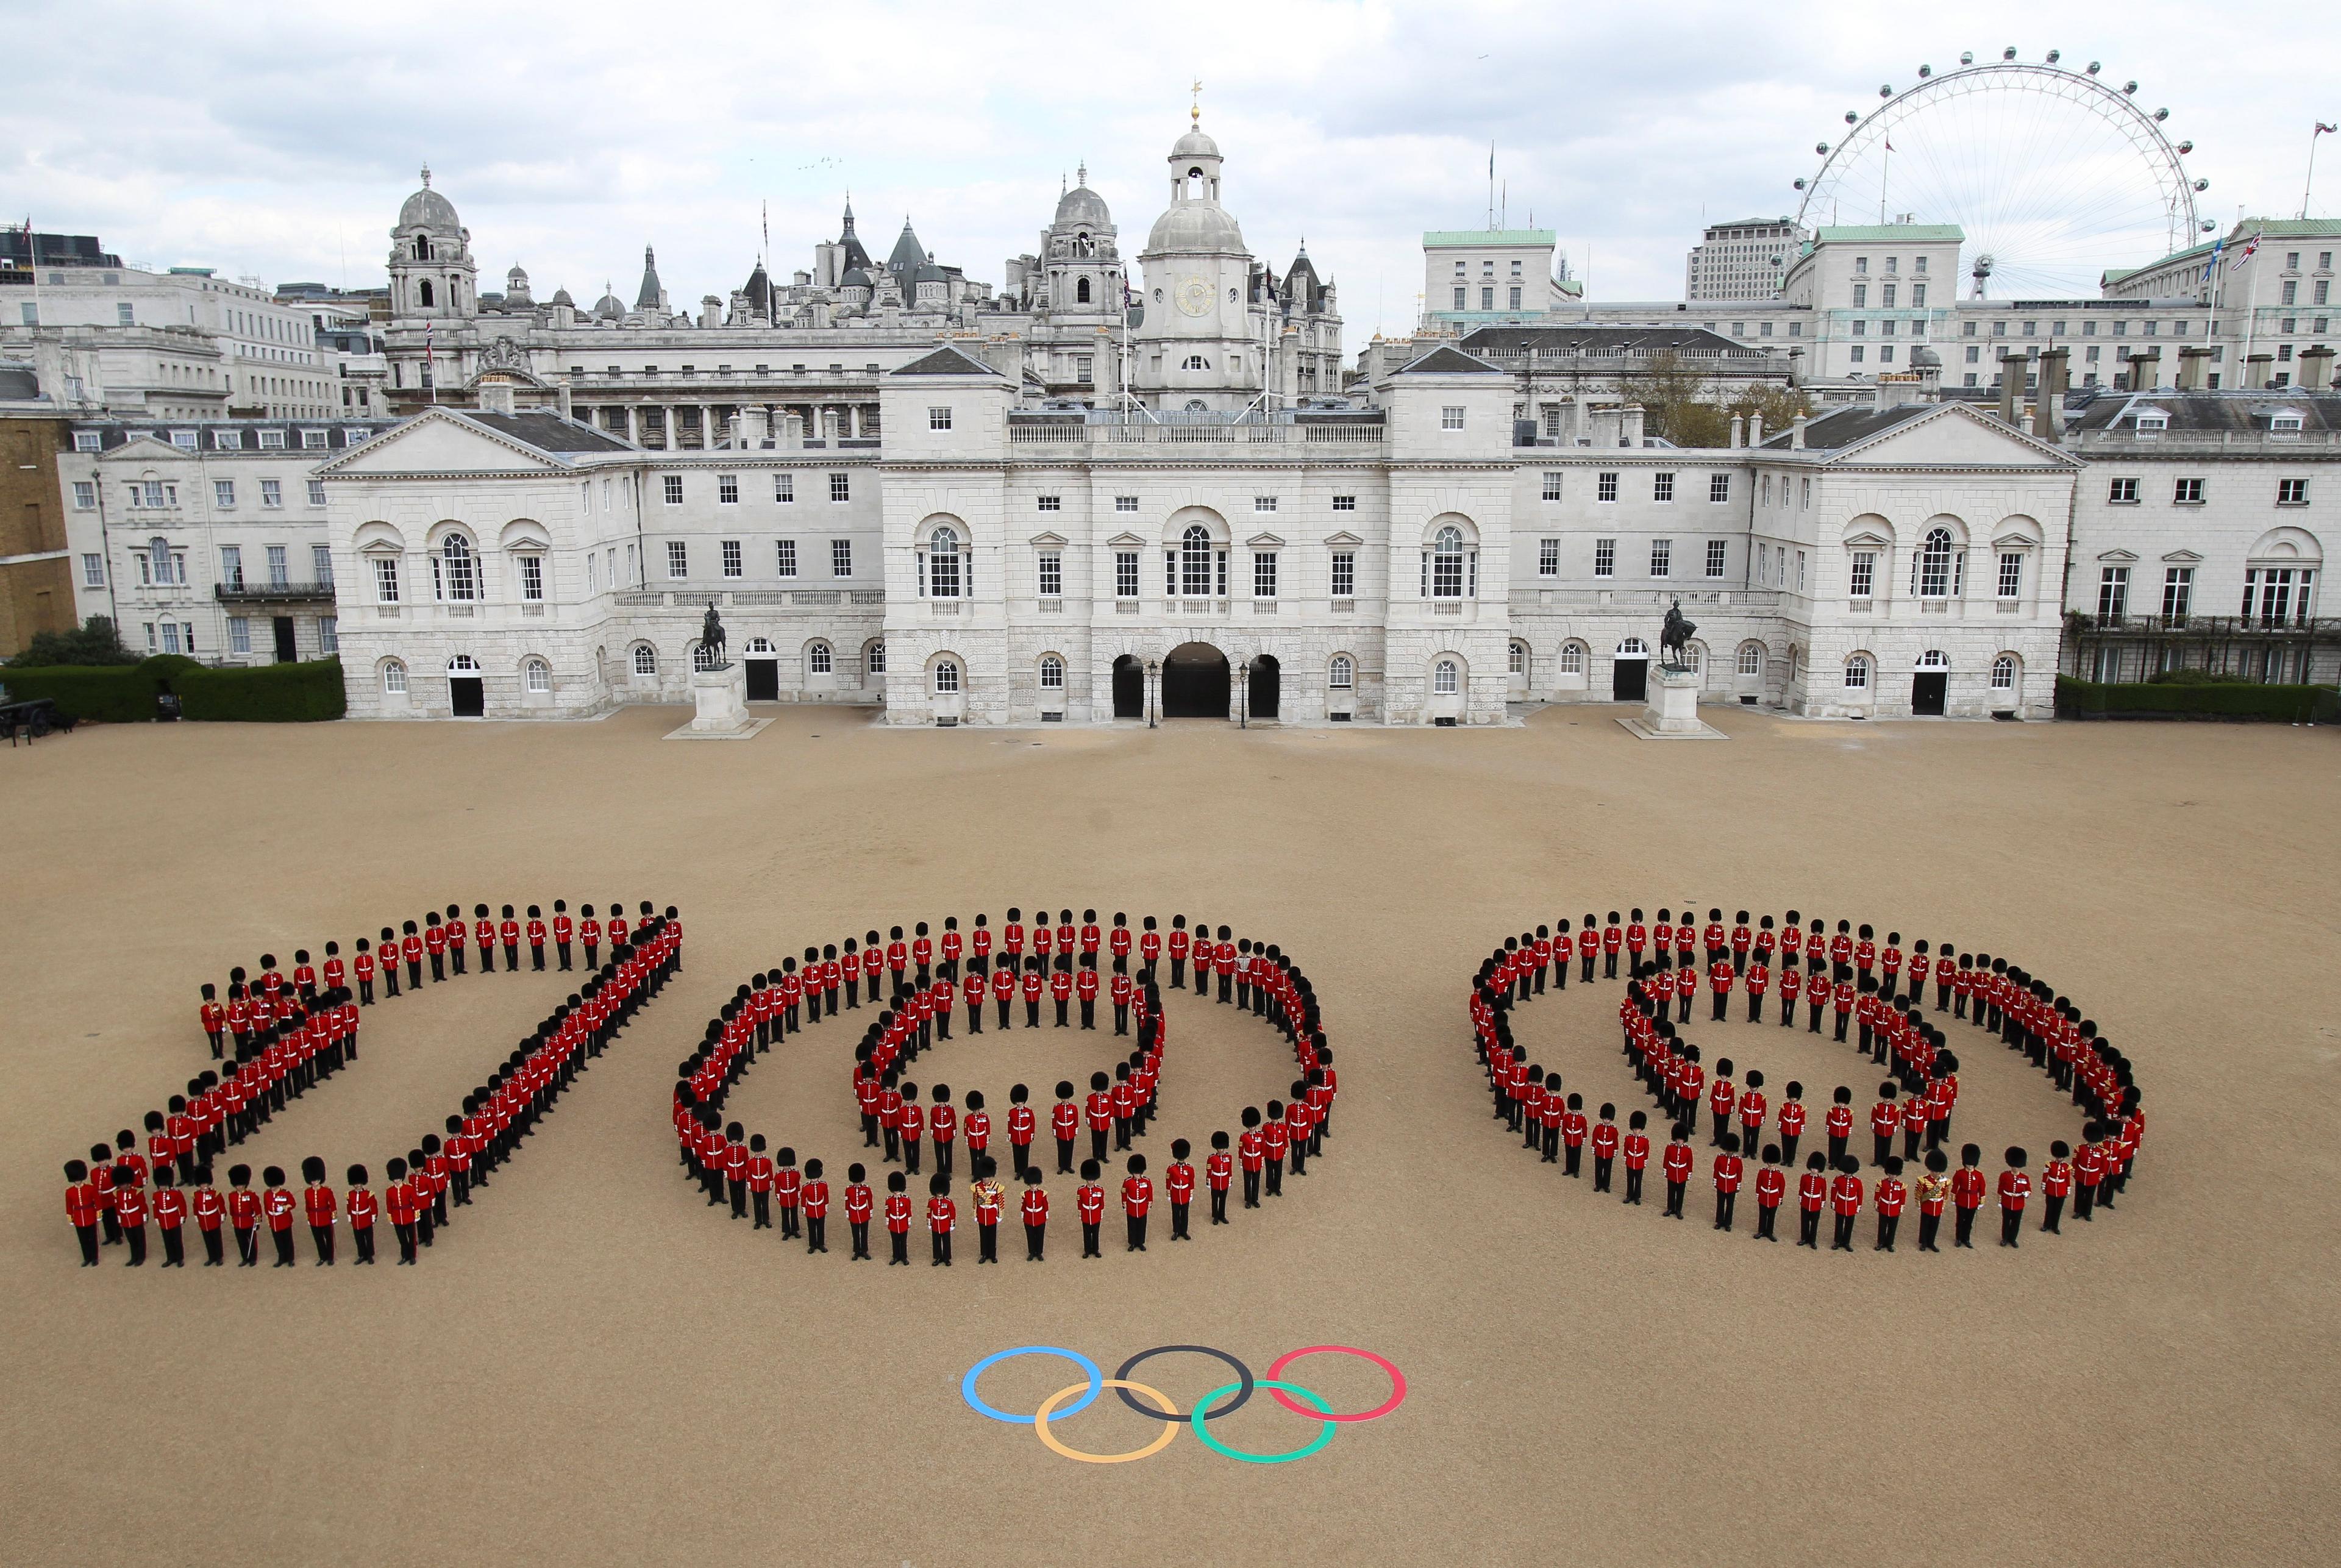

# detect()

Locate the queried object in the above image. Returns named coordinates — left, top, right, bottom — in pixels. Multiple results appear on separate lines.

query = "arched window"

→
left=933, top=658, right=961, bottom=694
left=1683, top=642, right=1705, bottom=677
left=632, top=644, right=657, bottom=677
left=924, top=524, right=962, bottom=598
left=1737, top=643, right=1765, bottom=677
left=435, top=534, right=477, bottom=601
left=1075, top=277, right=1091, bottom=304
left=1913, top=527, right=1954, bottom=598
left=1844, top=655, right=1872, bottom=690
left=418, top=279, right=435, bottom=308
left=1180, top=524, right=1214, bottom=597
left=524, top=658, right=551, bottom=693
left=381, top=660, right=408, bottom=694
left=1508, top=641, right=1526, bottom=675
left=413, top=237, right=429, bottom=262
left=1039, top=655, right=1065, bottom=690
left=1991, top=654, right=2017, bottom=691
left=1424, top=524, right=1471, bottom=599
left=1617, top=636, right=1648, bottom=655
left=744, top=636, right=775, bottom=655
left=1182, top=355, right=1211, bottom=371
left=1917, top=649, right=1950, bottom=669
left=866, top=640, right=887, bottom=674
left=1328, top=655, right=1354, bottom=690
left=1433, top=658, right=1461, bottom=695
left=1558, top=642, right=1586, bottom=675
left=692, top=642, right=721, bottom=672
left=447, top=654, right=480, bottom=673
left=808, top=641, right=833, bottom=674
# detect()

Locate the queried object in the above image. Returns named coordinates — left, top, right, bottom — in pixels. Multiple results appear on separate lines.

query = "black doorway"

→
left=745, top=659, right=779, bottom=700
left=272, top=616, right=298, bottom=663
left=1161, top=642, right=1229, bottom=719
left=1912, top=671, right=1947, bottom=716
left=1111, top=655, right=1144, bottom=719
left=450, top=677, right=485, bottom=718
left=1248, top=654, right=1281, bottom=719
left=1611, top=655, right=1647, bottom=702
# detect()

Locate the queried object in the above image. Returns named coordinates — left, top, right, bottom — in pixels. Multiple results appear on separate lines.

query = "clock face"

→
left=1175, top=275, right=1213, bottom=318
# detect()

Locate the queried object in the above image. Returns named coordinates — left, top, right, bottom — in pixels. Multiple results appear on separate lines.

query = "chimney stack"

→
left=2034, top=348, right=2070, bottom=443
left=1998, top=355, right=2024, bottom=425
left=1729, top=413, right=1745, bottom=449
left=1748, top=412, right=1764, bottom=447
left=2178, top=345, right=2213, bottom=391
left=2246, top=354, right=2273, bottom=391
left=2126, top=347, right=2162, bottom=390
left=1790, top=415, right=1807, bottom=450
left=1622, top=404, right=1645, bottom=447
left=2298, top=345, right=2335, bottom=393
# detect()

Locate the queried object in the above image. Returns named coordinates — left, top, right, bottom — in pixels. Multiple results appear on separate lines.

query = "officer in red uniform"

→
left=1870, top=1083, right=1901, bottom=1167
left=1205, top=1132, right=1233, bottom=1225
left=775, top=1148, right=804, bottom=1239
left=883, top=1172, right=913, bottom=1265
left=552, top=899, right=574, bottom=969
left=1622, top=1111, right=1650, bottom=1205
left=1082, top=1072, right=1113, bottom=1166
left=301, top=1155, right=337, bottom=1265
left=526, top=905, right=547, bottom=970
left=746, top=1135, right=775, bottom=1229
left=2040, top=1141, right=2073, bottom=1233
left=199, top=983, right=227, bottom=1058
left=424, top=915, right=449, bottom=982
left=380, top=1159, right=418, bottom=1264
left=897, top=1089, right=925, bottom=1176
left=844, top=1164, right=874, bottom=1260
left=191, top=1164, right=225, bottom=1266
left=1829, top=1158, right=1864, bottom=1251
left=1076, top=1161, right=1106, bottom=1258
left=260, top=1165, right=298, bottom=1267
left=1796, top=1153, right=1829, bottom=1249
left=1121, top=1154, right=1153, bottom=1252
left=1239, top=1108, right=1266, bottom=1208
left=1825, top=1087, right=1854, bottom=1167
left=991, top=960, right=1016, bottom=1029
left=1872, top=1156, right=1906, bottom=1251
left=963, top=968, right=985, bottom=1033
left=354, top=939, right=377, bottom=1005
left=1950, top=1143, right=1988, bottom=1248
left=1261, top=1099, right=1291, bottom=1197
left=1018, top=1169, right=1049, bottom=1260
left=1997, top=1147, right=2029, bottom=1247
left=1753, top=1146, right=1787, bottom=1241
left=1661, top=1124, right=1694, bottom=1219
left=928, top=1085, right=958, bottom=1175
left=63, top=1160, right=102, bottom=1265
left=801, top=1159, right=830, bottom=1254
left=401, top=921, right=425, bottom=989
left=1711, top=1136, right=1745, bottom=1231
left=1591, top=1105, right=1620, bottom=1192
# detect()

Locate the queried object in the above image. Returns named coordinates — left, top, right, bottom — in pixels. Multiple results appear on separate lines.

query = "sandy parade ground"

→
left=2, top=701, right=2336, bottom=1567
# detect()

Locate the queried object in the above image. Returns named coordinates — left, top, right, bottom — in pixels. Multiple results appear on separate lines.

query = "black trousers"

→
left=271, top=1228, right=295, bottom=1265
left=1081, top=1220, right=1101, bottom=1257
left=1056, top=1137, right=1075, bottom=1174
left=967, top=1004, right=982, bottom=1034
left=1756, top=1204, right=1779, bottom=1239
left=1954, top=1207, right=1978, bottom=1247
left=2000, top=1208, right=2022, bottom=1247
left=159, top=1226, right=184, bottom=1266
left=394, top=1222, right=418, bottom=1263
left=1875, top=1213, right=1899, bottom=1250
left=807, top=1216, right=827, bottom=1253
left=729, top=1179, right=747, bottom=1219
left=752, top=1191, right=771, bottom=1229
left=780, top=1203, right=801, bottom=1239
left=890, top=1230, right=909, bottom=1264
left=1831, top=1213, right=1855, bottom=1250
left=1625, top=1167, right=1644, bottom=1205
left=935, top=1141, right=954, bottom=1177
left=1798, top=1210, right=1820, bottom=1247
left=2042, top=1193, right=2066, bottom=1233
left=1243, top=1169, right=1260, bottom=1207
left=1714, top=1190, right=1736, bottom=1230
left=430, top=953, right=445, bottom=982
left=558, top=941, right=573, bottom=970
left=1873, top=1134, right=1893, bottom=1167
left=1170, top=958, right=1185, bottom=988
left=850, top=1220, right=870, bottom=1258
left=532, top=946, right=545, bottom=971
left=1025, top=1224, right=1045, bottom=1260
left=201, top=1226, right=224, bottom=1265
left=1026, top=1000, right=1041, bottom=1028
left=1265, top=1158, right=1283, bottom=1197
left=1664, top=1179, right=1686, bottom=1217
left=354, top=1226, right=375, bottom=1263
left=1592, top=1155, right=1613, bottom=1192
left=1781, top=994, right=1795, bottom=1025
left=1210, top=1188, right=1229, bottom=1224
left=999, top=997, right=1013, bottom=1028
left=407, top=961, right=422, bottom=988
left=1126, top=1214, right=1147, bottom=1250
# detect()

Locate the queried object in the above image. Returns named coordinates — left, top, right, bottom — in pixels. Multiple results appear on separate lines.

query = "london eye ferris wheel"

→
left=1791, top=49, right=2212, bottom=299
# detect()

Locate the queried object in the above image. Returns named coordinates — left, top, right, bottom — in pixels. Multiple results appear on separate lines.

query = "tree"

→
left=9, top=616, right=138, bottom=668
left=1630, top=351, right=1811, bottom=449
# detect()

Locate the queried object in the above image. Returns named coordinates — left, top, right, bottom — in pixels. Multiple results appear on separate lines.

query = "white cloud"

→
left=2, top=0, right=2331, bottom=337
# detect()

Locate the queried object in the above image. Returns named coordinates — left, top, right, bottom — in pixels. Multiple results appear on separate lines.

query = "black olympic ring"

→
left=1113, top=1344, right=1255, bottom=1422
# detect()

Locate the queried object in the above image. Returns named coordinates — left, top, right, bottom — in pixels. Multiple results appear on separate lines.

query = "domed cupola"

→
left=388, top=165, right=476, bottom=321
left=1145, top=112, right=1245, bottom=255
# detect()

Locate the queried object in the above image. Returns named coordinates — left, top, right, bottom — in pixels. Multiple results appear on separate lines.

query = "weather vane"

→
left=1191, top=79, right=1202, bottom=125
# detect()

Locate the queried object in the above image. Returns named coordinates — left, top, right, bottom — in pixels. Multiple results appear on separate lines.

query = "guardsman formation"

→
left=672, top=910, right=1336, bottom=1264
left=63, top=900, right=680, bottom=1268
left=1470, top=907, right=2143, bottom=1253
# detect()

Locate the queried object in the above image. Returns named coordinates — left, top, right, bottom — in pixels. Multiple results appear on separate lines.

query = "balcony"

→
left=215, top=579, right=336, bottom=604
left=2075, top=613, right=2340, bottom=640
left=1005, top=411, right=1385, bottom=453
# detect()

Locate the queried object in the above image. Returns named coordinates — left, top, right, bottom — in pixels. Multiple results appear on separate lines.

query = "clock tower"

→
left=1134, top=110, right=1259, bottom=411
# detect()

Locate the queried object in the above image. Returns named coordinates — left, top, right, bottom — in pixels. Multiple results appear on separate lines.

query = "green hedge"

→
left=2056, top=675, right=2340, bottom=723
left=0, top=657, right=344, bottom=722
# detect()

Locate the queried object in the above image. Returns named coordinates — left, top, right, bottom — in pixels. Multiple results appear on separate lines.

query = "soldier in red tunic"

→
left=1591, top=1104, right=1620, bottom=1192
left=1661, top=1124, right=1694, bottom=1219
left=775, top=1147, right=804, bottom=1239
left=227, top=1163, right=261, bottom=1265
left=63, top=1160, right=102, bottom=1266
left=1829, top=1158, right=1864, bottom=1252
left=1020, top=1169, right=1049, bottom=1261
left=526, top=905, right=547, bottom=971
left=1870, top=1083, right=1901, bottom=1167
left=884, top=1172, right=913, bottom=1266
left=354, top=939, right=376, bottom=1005
left=898, top=1088, right=925, bottom=1176
left=929, top=1085, right=958, bottom=1177
left=992, top=960, right=1016, bottom=1029
left=1753, top=1146, right=1786, bottom=1241
left=553, top=899, right=574, bottom=970
left=1261, top=1100, right=1290, bottom=1197
left=191, top=1164, right=225, bottom=1267
left=2040, top=1140, right=2073, bottom=1233
left=1239, top=1108, right=1266, bottom=1208
left=344, top=1164, right=376, bottom=1264
left=1950, top=1143, right=1987, bottom=1248
left=844, top=1164, right=874, bottom=1260
left=1825, top=1086, right=1854, bottom=1167
left=1711, top=1136, right=1744, bottom=1231
left=383, top=1158, right=420, bottom=1264
left=801, top=1159, right=830, bottom=1254
left=1206, top=1131, right=1233, bottom=1225
left=1997, top=1147, right=2030, bottom=1247
left=199, top=983, right=226, bottom=1058
left=1622, top=1111, right=1650, bottom=1205
left=301, top=1155, right=337, bottom=1265
left=1873, top=1156, right=1906, bottom=1252
left=261, top=1164, right=298, bottom=1267
left=746, top=1135, right=775, bottom=1230
left=1120, top=1154, right=1153, bottom=1252
left=1076, top=1161, right=1106, bottom=1258
left=1795, top=1153, right=1829, bottom=1249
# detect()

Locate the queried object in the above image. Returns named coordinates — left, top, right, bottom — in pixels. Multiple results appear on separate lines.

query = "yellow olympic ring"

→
left=1033, top=1379, right=1180, bottom=1464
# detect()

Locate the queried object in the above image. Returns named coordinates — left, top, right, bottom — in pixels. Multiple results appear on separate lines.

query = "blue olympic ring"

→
left=961, top=1345, right=1103, bottom=1425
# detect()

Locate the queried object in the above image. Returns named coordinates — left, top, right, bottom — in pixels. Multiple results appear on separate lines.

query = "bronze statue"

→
left=701, top=601, right=727, bottom=665
left=1659, top=599, right=1697, bottom=672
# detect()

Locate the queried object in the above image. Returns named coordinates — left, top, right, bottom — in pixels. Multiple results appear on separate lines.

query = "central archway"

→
left=1111, top=654, right=1144, bottom=720
left=1161, top=641, right=1230, bottom=719
left=1248, top=653, right=1281, bottom=720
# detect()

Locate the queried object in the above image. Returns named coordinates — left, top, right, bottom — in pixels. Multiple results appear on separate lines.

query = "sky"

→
left=5, top=0, right=2336, bottom=340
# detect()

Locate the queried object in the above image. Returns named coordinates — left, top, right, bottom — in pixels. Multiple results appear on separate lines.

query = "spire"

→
left=635, top=244, right=663, bottom=311
left=420, top=163, right=431, bottom=188
left=1190, top=78, right=1202, bottom=126
left=1077, top=160, right=1088, bottom=188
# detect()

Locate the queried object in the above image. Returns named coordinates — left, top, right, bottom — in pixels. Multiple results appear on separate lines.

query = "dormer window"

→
left=2268, top=413, right=2304, bottom=435
left=2134, top=413, right=2168, bottom=438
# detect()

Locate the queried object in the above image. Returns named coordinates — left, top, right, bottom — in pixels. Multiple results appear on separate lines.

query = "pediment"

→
left=1028, top=530, right=1069, bottom=547
left=1247, top=531, right=1286, bottom=549
left=318, top=408, right=565, bottom=476
left=1105, top=530, right=1147, bottom=548
left=1324, top=530, right=1364, bottom=547
left=97, top=435, right=194, bottom=464
left=1841, top=527, right=1893, bottom=548
left=2161, top=548, right=2203, bottom=564
left=2096, top=549, right=2140, bottom=564
left=1826, top=402, right=2079, bottom=469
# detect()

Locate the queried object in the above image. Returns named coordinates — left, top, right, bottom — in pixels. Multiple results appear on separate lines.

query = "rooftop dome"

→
left=397, top=166, right=461, bottom=235
left=1054, top=165, right=1111, bottom=229
left=839, top=266, right=874, bottom=290
left=1172, top=127, right=1220, bottom=160
left=1146, top=200, right=1245, bottom=255
left=549, top=287, right=575, bottom=308
left=592, top=282, right=624, bottom=319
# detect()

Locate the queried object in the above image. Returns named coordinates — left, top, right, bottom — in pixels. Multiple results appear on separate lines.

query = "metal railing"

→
left=215, top=580, right=336, bottom=602
left=2073, top=613, right=2341, bottom=638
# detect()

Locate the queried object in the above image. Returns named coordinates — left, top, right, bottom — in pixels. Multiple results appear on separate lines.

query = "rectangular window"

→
left=1705, top=539, right=1726, bottom=579
left=1480, top=288, right=1494, bottom=310
left=1997, top=552, right=2023, bottom=599
left=1253, top=495, right=1277, bottom=513
left=258, top=430, right=285, bottom=449
left=159, top=621, right=180, bottom=655
left=1038, top=550, right=1063, bottom=597
left=663, top=475, right=684, bottom=505
left=721, top=540, right=743, bottom=577
left=774, top=472, right=794, bottom=503
left=828, top=472, right=849, bottom=503
left=666, top=540, right=688, bottom=579
left=1453, top=287, right=1467, bottom=310
left=1508, top=287, right=1522, bottom=310
left=1538, top=538, right=1560, bottom=577
left=1853, top=284, right=1867, bottom=307
left=1848, top=346, right=1865, bottom=363
left=928, top=406, right=952, bottom=430
left=215, top=480, right=237, bottom=508
left=2173, top=477, right=2204, bottom=505
left=1795, top=551, right=1806, bottom=592
left=1596, top=472, right=1618, bottom=503
left=1253, top=551, right=1278, bottom=599
left=372, top=556, right=399, bottom=602
left=2278, top=478, right=2308, bottom=505
left=266, top=546, right=288, bottom=588
left=2098, top=566, right=2130, bottom=622
left=1114, top=551, right=1139, bottom=598
left=1441, top=406, right=1466, bottom=430
left=1332, top=494, right=1356, bottom=511
left=260, top=479, right=282, bottom=508
left=80, top=552, right=104, bottom=586
left=775, top=539, right=797, bottom=577
left=70, top=480, right=97, bottom=511
left=2108, top=477, right=2139, bottom=504
left=312, top=544, right=333, bottom=585
left=520, top=555, right=544, bottom=600
left=1037, top=495, right=1062, bottom=512
left=227, top=616, right=251, bottom=654
left=1652, top=472, right=1675, bottom=503
left=2162, top=566, right=2193, bottom=625
left=1648, top=539, right=1672, bottom=577
left=1330, top=551, right=1355, bottom=599
left=2243, top=568, right=2315, bottom=628
left=307, top=479, right=326, bottom=506
left=1708, top=472, right=1730, bottom=504
left=718, top=474, right=739, bottom=504
left=1116, top=495, right=1138, bottom=513
left=215, top=544, right=242, bottom=589
left=1541, top=472, right=1562, bottom=502
left=832, top=538, right=852, bottom=578
left=1593, top=538, right=1616, bottom=578
left=1075, top=356, right=1092, bottom=383
left=1848, top=551, right=1873, bottom=599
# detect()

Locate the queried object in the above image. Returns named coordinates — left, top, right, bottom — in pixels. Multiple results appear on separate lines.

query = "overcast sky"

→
left=5, top=0, right=2334, bottom=338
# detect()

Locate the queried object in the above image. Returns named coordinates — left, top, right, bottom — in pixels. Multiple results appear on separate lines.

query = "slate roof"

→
left=891, top=344, right=1002, bottom=377
left=463, top=412, right=635, bottom=454
left=1390, top=345, right=1506, bottom=376
left=2066, top=390, right=2341, bottom=436
left=1460, top=324, right=1758, bottom=357
left=1754, top=403, right=1935, bottom=452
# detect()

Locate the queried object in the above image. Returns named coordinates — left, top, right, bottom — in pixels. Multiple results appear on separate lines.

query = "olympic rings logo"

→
left=961, top=1343, right=1405, bottom=1465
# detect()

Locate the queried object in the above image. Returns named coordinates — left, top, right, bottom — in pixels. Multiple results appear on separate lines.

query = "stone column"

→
left=625, top=404, right=640, bottom=445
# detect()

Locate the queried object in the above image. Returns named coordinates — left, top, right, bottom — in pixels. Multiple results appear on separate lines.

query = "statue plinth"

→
left=1616, top=665, right=1726, bottom=741
left=688, top=664, right=752, bottom=734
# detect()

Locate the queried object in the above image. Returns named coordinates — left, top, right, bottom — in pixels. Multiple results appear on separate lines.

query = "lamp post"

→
left=1238, top=658, right=1250, bottom=729
left=1146, top=658, right=1158, bottom=728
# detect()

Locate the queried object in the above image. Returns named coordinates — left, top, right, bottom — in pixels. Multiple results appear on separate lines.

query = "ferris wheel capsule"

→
left=2087, top=61, right=2101, bottom=74
left=2201, top=219, right=2215, bottom=232
left=2154, top=108, right=2168, bottom=121
left=1794, top=179, right=1807, bottom=191
left=2194, top=179, right=2208, bottom=191
left=2123, top=80, right=2137, bottom=94
left=2046, top=49, right=2061, bottom=64
left=1816, top=142, right=1830, bottom=155
left=1919, top=64, right=1931, bottom=78
left=2176, top=140, right=2192, bottom=154
left=1880, top=85, right=1894, bottom=98
left=2002, top=46, right=2017, bottom=60
left=1960, top=51, right=1974, bottom=65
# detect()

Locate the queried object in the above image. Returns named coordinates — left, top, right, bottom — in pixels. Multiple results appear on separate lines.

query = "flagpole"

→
left=2239, top=232, right=2264, bottom=379
left=2306, top=123, right=2336, bottom=220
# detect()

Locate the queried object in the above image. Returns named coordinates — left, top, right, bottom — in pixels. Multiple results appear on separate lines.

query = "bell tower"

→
left=1134, top=98, right=1259, bottom=411
left=387, top=165, right=477, bottom=322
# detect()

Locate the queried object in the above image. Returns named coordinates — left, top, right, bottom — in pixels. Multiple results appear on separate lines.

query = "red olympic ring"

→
left=1265, top=1345, right=1408, bottom=1421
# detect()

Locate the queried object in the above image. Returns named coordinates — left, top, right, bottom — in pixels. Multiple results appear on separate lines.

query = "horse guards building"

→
left=33, top=105, right=2337, bottom=724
